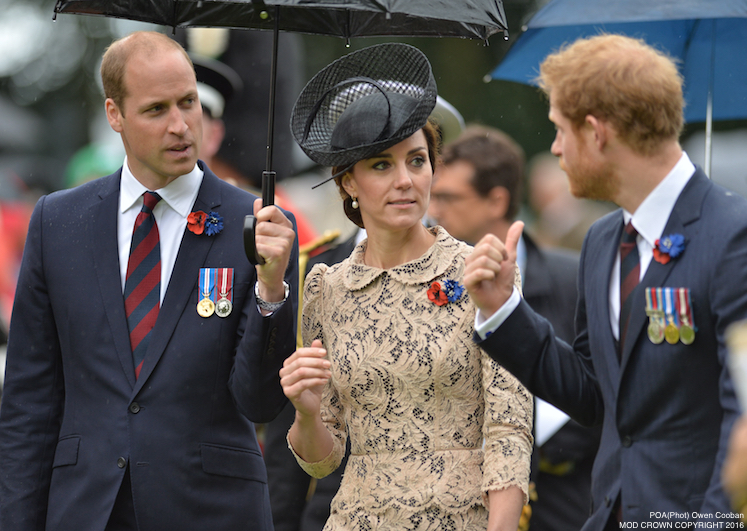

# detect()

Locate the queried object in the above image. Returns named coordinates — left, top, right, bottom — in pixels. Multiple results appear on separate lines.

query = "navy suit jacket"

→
left=0, top=163, right=299, bottom=531
left=479, top=168, right=747, bottom=529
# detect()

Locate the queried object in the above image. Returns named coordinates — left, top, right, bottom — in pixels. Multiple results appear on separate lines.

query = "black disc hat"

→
left=290, top=43, right=437, bottom=188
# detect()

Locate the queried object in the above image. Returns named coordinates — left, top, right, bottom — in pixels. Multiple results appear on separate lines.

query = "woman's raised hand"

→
left=280, top=339, right=331, bottom=419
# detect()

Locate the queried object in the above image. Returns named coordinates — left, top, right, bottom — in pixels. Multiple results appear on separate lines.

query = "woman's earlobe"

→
left=341, top=174, right=357, bottom=198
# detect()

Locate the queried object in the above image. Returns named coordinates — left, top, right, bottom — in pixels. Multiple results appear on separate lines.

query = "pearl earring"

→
left=351, top=197, right=359, bottom=209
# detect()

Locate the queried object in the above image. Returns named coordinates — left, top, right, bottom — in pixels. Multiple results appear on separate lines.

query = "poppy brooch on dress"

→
left=427, top=279, right=464, bottom=307
left=653, top=233, right=686, bottom=265
left=188, top=210, right=224, bottom=236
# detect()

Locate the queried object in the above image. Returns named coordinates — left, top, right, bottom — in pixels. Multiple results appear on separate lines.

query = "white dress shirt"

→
left=118, top=157, right=203, bottom=302
left=607, top=152, right=694, bottom=340
left=476, top=152, right=696, bottom=340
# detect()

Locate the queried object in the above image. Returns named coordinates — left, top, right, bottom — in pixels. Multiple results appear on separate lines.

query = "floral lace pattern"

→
left=292, top=227, right=533, bottom=527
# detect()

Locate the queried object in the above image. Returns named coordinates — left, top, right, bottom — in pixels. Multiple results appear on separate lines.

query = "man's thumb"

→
left=505, top=220, right=524, bottom=260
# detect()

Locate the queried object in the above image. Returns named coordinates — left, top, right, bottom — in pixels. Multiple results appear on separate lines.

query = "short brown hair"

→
left=100, top=31, right=193, bottom=113
left=333, top=120, right=440, bottom=229
left=441, top=124, right=524, bottom=220
left=538, top=34, right=684, bottom=156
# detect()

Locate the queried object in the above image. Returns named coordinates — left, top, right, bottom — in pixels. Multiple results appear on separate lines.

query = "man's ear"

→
left=105, top=98, right=124, bottom=133
left=487, top=186, right=510, bottom=219
left=585, top=114, right=608, bottom=151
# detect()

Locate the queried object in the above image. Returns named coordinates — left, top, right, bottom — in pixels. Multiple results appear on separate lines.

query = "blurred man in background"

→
left=526, top=151, right=612, bottom=251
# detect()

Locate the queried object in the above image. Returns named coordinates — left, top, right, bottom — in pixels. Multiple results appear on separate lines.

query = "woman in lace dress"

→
left=280, top=43, right=533, bottom=531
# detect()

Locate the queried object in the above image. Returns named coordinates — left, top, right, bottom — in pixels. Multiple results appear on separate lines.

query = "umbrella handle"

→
left=244, top=171, right=276, bottom=265
left=245, top=5, right=279, bottom=266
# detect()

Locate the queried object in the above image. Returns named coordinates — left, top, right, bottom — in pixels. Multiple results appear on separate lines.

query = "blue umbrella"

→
left=490, top=0, right=747, bottom=175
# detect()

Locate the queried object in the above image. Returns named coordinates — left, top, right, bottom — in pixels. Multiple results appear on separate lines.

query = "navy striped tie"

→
left=619, top=220, right=640, bottom=355
left=124, top=191, right=161, bottom=378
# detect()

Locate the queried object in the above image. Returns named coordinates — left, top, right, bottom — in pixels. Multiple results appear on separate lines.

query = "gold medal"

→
left=664, top=321, right=679, bottom=344
left=198, top=268, right=216, bottom=318
left=197, top=297, right=215, bottom=318
left=645, top=290, right=665, bottom=344
left=647, top=318, right=665, bottom=344
left=216, top=297, right=232, bottom=318
left=662, top=288, right=680, bottom=344
left=680, top=324, right=695, bottom=345
left=678, top=288, right=695, bottom=345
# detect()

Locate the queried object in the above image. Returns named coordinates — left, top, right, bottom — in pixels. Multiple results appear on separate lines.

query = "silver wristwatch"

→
left=255, top=281, right=290, bottom=313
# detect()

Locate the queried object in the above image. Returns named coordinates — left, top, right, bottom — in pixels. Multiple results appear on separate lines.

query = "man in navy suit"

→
left=465, top=34, right=747, bottom=530
left=0, top=31, right=298, bottom=531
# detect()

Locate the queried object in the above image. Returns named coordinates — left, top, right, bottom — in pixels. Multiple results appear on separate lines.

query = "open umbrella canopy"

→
left=491, top=0, right=747, bottom=124
left=54, top=0, right=507, bottom=264
left=53, top=0, right=508, bottom=169
left=54, top=0, right=507, bottom=41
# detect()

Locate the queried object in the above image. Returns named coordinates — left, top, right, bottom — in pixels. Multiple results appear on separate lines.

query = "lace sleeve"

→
left=481, top=350, right=534, bottom=504
left=302, top=263, right=328, bottom=348
left=290, top=264, right=347, bottom=479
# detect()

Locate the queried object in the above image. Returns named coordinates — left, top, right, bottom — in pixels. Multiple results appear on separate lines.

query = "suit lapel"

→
left=620, top=168, right=709, bottom=369
left=133, top=168, right=223, bottom=391
left=590, top=212, right=625, bottom=383
left=90, top=172, right=138, bottom=389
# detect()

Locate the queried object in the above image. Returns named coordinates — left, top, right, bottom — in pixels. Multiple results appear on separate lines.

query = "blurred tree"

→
left=0, top=0, right=115, bottom=193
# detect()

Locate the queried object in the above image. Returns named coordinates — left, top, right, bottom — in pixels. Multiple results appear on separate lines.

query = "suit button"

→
left=129, top=402, right=140, bottom=414
left=117, top=457, right=127, bottom=468
left=621, top=436, right=632, bottom=447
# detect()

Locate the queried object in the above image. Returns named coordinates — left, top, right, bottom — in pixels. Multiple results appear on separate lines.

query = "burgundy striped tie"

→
left=619, top=220, right=640, bottom=355
left=124, top=191, right=161, bottom=378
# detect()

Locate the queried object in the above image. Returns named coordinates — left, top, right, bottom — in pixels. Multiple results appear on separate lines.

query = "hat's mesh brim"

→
left=291, top=43, right=437, bottom=169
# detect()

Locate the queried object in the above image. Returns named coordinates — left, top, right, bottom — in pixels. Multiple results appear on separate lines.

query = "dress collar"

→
left=342, top=226, right=466, bottom=291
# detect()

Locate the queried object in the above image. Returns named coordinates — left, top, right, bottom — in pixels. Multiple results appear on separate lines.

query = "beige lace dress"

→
left=291, top=226, right=533, bottom=530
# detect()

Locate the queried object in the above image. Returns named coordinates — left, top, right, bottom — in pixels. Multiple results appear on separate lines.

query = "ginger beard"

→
left=561, top=126, right=620, bottom=203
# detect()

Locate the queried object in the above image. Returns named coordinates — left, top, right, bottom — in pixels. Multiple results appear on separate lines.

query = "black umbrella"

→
left=53, top=0, right=508, bottom=264
left=53, top=1, right=507, bottom=40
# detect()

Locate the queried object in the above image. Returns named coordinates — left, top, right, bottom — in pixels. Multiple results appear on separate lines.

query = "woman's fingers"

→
left=280, top=341, right=331, bottom=414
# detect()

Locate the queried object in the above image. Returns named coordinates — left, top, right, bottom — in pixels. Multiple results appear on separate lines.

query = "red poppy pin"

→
left=427, top=279, right=464, bottom=307
left=188, top=210, right=224, bottom=236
